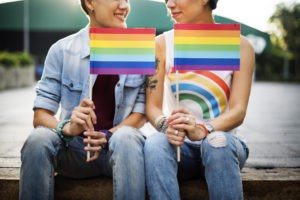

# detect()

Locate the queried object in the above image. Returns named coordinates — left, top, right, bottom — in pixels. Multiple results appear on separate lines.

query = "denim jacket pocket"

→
left=61, top=78, right=84, bottom=115
left=62, top=78, right=83, bottom=92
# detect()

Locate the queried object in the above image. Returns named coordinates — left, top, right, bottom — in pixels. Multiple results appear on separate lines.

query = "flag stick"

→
left=175, top=70, right=180, bottom=162
left=87, top=75, right=93, bottom=160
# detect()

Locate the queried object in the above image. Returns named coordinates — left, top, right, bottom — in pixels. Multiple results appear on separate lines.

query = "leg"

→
left=144, top=132, right=180, bottom=200
left=201, top=132, right=248, bottom=200
left=20, top=127, right=62, bottom=200
left=56, top=136, right=112, bottom=179
left=109, top=126, right=145, bottom=200
left=20, top=127, right=112, bottom=200
left=177, top=142, right=204, bottom=181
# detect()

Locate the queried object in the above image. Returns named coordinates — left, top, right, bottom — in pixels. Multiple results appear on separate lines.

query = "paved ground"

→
left=0, top=81, right=300, bottom=168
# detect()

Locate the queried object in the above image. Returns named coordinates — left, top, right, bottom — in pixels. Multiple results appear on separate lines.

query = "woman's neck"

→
left=186, top=9, right=215, bottom=24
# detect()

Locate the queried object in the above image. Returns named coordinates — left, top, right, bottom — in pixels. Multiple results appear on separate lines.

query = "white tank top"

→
left=162, top=30, right=245, bottom=144
left=163, top=30, right=234, bottom=123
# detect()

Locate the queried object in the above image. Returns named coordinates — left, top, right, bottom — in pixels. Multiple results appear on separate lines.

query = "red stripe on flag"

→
left=174, top=23, right=240, bottom=31
left=90, top=28, right=156, bottom=34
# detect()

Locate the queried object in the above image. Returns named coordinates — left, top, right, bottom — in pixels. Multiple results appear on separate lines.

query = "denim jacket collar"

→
left=80, top=24, right=90, bottom=59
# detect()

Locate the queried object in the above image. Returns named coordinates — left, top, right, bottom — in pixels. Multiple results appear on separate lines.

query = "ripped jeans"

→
left=144, top=131, right=249, bottom=200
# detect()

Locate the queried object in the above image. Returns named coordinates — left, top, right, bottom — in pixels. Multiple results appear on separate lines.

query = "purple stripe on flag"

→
left=90, top=61, right=154, bottom=69
left=174, top=58, right=240, bottom=66
left=90, top=68, right=155, bottom=74
left=175, top=65, right=240, bottom=71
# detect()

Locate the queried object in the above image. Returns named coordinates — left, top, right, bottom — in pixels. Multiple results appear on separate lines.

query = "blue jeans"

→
left=144, top=131, right=249, bottom=200
left=20, top=126, right=145, bottom=200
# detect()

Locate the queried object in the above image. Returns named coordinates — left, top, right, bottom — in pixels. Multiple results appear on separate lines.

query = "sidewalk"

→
left=1, top=81, right=300, bottom=168
left=0, top=82, right=300, bottom=199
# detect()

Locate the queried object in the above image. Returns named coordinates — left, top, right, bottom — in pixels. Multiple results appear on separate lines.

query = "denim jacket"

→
left=34, top=26, right=146, bottom=126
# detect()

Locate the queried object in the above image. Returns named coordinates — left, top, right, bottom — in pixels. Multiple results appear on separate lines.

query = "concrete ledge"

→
left=1, top=168, right=300, bottom=200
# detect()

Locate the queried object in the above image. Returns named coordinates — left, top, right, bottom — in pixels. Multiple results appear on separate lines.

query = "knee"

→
left=206, top=131, right=228, bottom=148
left=144, top=132, right=172, bottom=159
left=109, top=126, right=145, bottom=150
left=201, top=132, right=231, bottom=160
left=21, top=127, right=60, bottom=158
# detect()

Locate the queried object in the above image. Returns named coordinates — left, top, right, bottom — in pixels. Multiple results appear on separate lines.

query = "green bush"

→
left=16, top=52, right=34, bottom=67
left=0, top=52, right=19, bottom=68
left=0, top=51, right=34, bottom=68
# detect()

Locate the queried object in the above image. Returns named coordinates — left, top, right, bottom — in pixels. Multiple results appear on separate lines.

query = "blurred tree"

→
left=269, top=3, right=300, bottom=81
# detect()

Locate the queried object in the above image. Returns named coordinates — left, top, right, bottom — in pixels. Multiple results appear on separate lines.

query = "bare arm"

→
left=145, top=34, right=186, bottom=145
left=34, top=98, right=97, bottom=136
left=33, top=108, right=59, bottom=130
left=145, top=34, right=167, bottom=126
left=169, top=36, right=255, bottom=141
left=209, top=36, right=255, bottom=131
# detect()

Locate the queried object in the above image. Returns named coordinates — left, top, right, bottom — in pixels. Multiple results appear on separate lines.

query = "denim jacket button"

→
left=69, top=83, right=73, bottom=88
left=117, top=83, right=120, bottom=87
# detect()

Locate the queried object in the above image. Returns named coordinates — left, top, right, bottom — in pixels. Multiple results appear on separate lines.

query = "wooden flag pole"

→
left=87, top=75, right=93, bottom=161
left=175, top=70, right=180, bottom=162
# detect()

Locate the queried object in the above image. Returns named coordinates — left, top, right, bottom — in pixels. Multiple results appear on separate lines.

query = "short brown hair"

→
left=80, top=0, right=89, bottom=15
left=209, top=0, right=218, bottom=10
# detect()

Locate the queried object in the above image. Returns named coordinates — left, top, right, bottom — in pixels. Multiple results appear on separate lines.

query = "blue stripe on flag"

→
left=90, top=54, right=154, bottom=62
left=174, top=51, right=240, bottom=59
left=174, top=58, right=239, bottom=66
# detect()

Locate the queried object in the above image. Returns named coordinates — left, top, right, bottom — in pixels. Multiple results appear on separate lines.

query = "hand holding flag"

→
left=87, top=27, right=156, bottom=160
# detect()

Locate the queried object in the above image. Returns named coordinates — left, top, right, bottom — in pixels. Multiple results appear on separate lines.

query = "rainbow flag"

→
left=90, top=28, right=156, bottom=74
left=174, top=23, right=240, bottom=71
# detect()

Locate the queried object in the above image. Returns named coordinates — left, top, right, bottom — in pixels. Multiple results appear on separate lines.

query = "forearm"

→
left=146, top=104, right=164, bottom=127
left=210, top=36, right=254, bottom=132
left=110, top=112, right=146, bottom=133
left=33, top=108, right=58, bottom=129
left=209, top=106, right=246, bottom=132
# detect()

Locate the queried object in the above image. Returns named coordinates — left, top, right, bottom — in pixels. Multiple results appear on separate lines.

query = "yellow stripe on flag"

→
left=90, top=40, right=155, bottom=48
left=174, top=37, right=240, bottom=45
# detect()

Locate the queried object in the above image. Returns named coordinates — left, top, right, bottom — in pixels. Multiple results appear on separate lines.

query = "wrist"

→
left=100, top=129, right=113, bottom=149
left=62, top=122, right=72, bottom=136
left=196, top=123, right=215, bottom=137
left=203, top=123, right=215, bottom=134
left=154, top=115, right=168, bottom=133
left=56, top=119, right=74, bottom=145
left=196, top=124, right=209, bottom=137
left=100, top=129, right=113, bottom=142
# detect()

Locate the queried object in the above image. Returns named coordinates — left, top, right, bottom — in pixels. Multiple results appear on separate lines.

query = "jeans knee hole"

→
left=207, top=133, right=227, bottom=148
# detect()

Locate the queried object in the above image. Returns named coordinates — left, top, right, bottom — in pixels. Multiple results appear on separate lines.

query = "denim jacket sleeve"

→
left=33, top=42, right=63, bottom=114
left=33, top=26, right=90, bottom=119
left=132, top=80, right=146, bottom=114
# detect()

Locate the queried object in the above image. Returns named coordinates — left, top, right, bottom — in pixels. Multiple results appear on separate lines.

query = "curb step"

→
left=1, top=167, right=300, bottom=199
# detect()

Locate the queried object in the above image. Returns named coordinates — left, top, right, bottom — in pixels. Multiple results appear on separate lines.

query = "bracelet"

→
left=154, top=115, right=166, bottom=129
left=196, top=123, right=208, bottom=137
left=100, top=129, right=113, bottom=149
left=56, top=119, right=73, bottom=145
left=160, top=119, right=168, bottom=133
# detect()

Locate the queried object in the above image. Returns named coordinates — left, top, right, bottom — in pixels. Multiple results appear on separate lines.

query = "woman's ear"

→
left=84, top=0, right=94, bottom=12
left=201, top=0, right=209, bottom=6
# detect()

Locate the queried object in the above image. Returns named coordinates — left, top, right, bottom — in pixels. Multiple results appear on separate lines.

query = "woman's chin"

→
left=111, top=22, right=127, bottom=28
